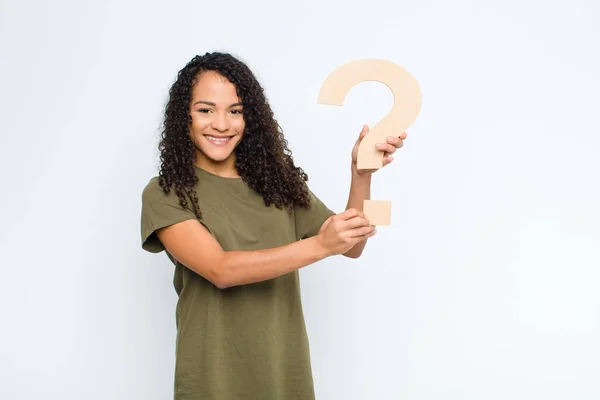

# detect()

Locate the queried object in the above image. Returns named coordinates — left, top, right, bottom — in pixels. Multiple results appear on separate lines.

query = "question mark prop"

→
left=317, top=59, right=422, bottom=225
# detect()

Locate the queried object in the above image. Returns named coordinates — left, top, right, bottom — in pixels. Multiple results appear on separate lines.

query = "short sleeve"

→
left=294, top=188, right=336, bottom=241
left=140, top=177, right=198, bottom=253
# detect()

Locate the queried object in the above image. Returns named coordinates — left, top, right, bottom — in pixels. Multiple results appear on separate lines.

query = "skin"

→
left=341, top=124, right=407, bottom=257
left=189, top=71, right=245, bottom=178
left=157, top=71, right=407, bottom=288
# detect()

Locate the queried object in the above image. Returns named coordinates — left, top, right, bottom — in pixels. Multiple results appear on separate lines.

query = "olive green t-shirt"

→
left=140, top=165, right=334, bottom=400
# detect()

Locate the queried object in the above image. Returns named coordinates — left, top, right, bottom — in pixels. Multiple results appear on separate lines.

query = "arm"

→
left=342, top=125, right=407, bottom=258
left=157, top=209, right=373, bottom=289
left=342, top=166, right=372, bottom=259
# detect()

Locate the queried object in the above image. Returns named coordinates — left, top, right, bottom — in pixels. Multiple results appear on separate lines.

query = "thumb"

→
left=357, top=125, right=369, bottom=141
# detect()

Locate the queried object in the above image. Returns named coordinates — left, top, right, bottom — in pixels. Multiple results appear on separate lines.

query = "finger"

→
left=341, top=216, right=371, bottom=230
left=354, top=228, right=377, bottom=242
left=359, top=229, right=378, bottom=241
left=358, top=125, right=369, bottom=140
left=388, top=136, right=402, bottom=146
left=357, top=168, right=377, bottom=174
left=355, top=126, right=369, bottom=145
left=386, top=136, right=405, bottom=148
left=382, top=155, right=394, bottom=166
left=352, top=227, right=378, bottom=245
left=390, top=137, right=405, bottom=149
left=337, top=208, right=364, bottom=221
left=376, top=143, right=397, bottom=154
left=346, top=225, right=376, bottom=238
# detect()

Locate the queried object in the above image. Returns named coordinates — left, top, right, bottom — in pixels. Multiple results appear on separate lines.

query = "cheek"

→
left=189, top=116, right=208, bottom=133
left=234, top=119, right=246, bottom=134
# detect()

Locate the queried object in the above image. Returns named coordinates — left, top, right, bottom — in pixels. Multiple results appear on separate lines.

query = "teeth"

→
left=206, top=136, right=230, bottom=143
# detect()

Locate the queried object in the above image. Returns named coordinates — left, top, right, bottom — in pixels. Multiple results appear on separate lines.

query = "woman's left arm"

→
left=342, top=125, right=407, bottom=258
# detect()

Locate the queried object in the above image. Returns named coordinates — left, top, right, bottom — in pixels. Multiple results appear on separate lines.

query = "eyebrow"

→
left=192, top=100, right=243, bottom=107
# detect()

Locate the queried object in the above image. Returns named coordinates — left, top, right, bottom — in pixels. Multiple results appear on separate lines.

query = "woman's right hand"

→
left=316, top=208, right=376, bottom=256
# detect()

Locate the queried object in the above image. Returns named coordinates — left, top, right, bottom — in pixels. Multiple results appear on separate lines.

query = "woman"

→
left=140, top=52, right=406, bottom=400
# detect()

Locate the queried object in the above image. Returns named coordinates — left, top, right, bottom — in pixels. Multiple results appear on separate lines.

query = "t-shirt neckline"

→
left=194, top=164, right=244, bottom=182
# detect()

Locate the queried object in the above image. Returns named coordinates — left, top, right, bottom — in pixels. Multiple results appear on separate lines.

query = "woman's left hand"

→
left=351, top=125, right=407, bottom=175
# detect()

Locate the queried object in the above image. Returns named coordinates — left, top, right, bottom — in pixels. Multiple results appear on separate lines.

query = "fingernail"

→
left=387, top=136, right=394, bottom=142
left=375, top=143, right=384, bottom=149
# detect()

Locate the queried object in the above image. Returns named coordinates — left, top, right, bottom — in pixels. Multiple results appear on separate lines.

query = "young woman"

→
left=140, top=52, right=406, bottom=400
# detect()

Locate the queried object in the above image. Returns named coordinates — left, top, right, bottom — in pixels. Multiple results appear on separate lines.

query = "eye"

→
left=231, top=109, right=243, bottom=115
left=197, top=108, right=211, bottom=113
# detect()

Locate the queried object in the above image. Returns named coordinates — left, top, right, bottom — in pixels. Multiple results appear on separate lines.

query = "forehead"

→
left=191, top=71, right=239, bottom=100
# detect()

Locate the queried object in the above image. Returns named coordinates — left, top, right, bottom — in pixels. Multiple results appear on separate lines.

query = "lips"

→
left=203, top=135, right=234, bottom=145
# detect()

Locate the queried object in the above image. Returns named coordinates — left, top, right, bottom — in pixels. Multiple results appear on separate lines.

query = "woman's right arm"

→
left=156, top=208, right=375, bottom=289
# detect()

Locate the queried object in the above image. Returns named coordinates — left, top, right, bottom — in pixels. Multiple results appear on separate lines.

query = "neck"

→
left=194, top=153, right=240, bottom=178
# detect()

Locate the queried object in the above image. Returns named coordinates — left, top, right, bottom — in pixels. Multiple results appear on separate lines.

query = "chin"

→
left=198, top=145, right=237, bottom=163
left=198, top=149, right=229, bottom=161
left=207, top=153, right=234, bottom=163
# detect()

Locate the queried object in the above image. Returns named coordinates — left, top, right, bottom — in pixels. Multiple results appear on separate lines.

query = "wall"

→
left=1, top=0, right=599, bottom=398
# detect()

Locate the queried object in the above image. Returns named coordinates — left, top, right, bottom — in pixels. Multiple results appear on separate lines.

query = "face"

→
left=188, top=71, right=245, bottom=170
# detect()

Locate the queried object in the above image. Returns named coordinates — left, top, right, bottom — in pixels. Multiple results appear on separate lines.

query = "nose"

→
left=211, top=112, right=230, bottom=132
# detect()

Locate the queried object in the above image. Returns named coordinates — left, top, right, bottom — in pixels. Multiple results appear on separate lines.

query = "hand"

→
left=316, top=208, right=376, bottom=256
left=351, top=125, right=407, bottom=175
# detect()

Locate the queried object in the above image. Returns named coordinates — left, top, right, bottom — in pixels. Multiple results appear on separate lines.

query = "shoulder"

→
left=141, top=176, right=184, bottom=208
left=294, top=185, right=334, bottom=216
left=142, top=176, right=164, bottom=203
left=142, top=176, right=163, bottom=199
left=139, top=176, right=199, bottom=252
left=298, top=186, right=325, bottom=210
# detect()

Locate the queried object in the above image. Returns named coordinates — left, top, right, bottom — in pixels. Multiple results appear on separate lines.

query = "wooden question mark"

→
left=317, top=59, right=422, bottom=225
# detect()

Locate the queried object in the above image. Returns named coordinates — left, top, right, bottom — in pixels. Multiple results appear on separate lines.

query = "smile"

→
left=204, top=135, right=234, bottom=145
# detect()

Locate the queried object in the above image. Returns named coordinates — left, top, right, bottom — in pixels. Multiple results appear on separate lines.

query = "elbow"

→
left=343, top=249, right=363, bottom=259
left=187, top=254, right=233, bottom=289
left=213, top=279, right=230, bottom=290
left=215, top=275, right=247, bottom=290
left=343, top=240, right=369, bottom=259
left=207, top=253, right=236, bottom=289
left=207, top=267, right=233, bottom=289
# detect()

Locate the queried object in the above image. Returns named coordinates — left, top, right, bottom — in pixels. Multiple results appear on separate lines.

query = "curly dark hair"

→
left=157, top=52, right=311, bottom=219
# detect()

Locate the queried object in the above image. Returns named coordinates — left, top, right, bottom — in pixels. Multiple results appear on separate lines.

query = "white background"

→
left=1, top=0, right=599, bottom=399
